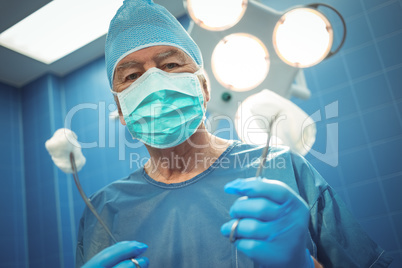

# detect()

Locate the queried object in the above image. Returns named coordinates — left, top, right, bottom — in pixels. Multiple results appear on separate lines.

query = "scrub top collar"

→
left=141, top=140, right=240, bottom=189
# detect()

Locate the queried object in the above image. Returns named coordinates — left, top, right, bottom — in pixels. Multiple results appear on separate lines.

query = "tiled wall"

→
left=21, top=74, right=67, bottom=267
left=0, top=84, right=28, bottom=268
left=1, top=0, right=401, bottom=267
left=265, top=0, right=402, bottom=265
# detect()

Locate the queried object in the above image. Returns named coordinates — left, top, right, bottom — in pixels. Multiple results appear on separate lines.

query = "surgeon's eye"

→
left=126, top=73, right=139, bottom=81
left=165, top=63, right=179, bottom=70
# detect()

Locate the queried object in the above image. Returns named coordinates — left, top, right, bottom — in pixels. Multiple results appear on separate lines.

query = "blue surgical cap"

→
left=105, top=0, right=203, bottom=88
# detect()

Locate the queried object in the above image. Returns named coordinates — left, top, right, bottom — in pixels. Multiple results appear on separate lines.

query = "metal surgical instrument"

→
left=229, top=114, right=278, bottom=243
left=70, top=153, right=141, bottom=268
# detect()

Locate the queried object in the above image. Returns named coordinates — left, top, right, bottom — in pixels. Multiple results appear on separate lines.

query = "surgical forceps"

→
left=229, top=114, right=278, bottom=243
left=70, top=153, right=141, bottom=268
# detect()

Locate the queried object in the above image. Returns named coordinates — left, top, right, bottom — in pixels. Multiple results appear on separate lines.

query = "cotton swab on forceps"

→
left=45, top=128, right=118, bottom=242
left=46, top=128, right=141, bottom=268
left=230, top=114, right=279, bottom=243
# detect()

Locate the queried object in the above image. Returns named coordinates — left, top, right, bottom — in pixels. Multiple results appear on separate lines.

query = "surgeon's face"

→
left=113, top=45, right=209, bottom=125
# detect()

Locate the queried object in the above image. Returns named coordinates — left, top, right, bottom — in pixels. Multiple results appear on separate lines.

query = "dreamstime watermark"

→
left=62, top=100, right=338, bottom=166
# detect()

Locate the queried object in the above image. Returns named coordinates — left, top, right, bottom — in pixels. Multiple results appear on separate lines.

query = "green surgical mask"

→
left=114, top=67, right=205, bottom=149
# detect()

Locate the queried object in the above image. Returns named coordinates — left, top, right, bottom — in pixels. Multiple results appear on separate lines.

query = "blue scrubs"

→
left=76, top=141, right=392, bottom=267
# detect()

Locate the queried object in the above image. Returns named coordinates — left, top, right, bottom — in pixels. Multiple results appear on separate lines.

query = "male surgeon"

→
left=76, top=0, right=392, bottom=267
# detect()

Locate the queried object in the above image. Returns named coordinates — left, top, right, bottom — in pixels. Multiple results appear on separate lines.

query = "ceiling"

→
left=0, top=0, right=187, bottom=88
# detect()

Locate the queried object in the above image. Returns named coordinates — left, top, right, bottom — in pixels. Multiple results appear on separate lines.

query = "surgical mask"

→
left=113, top=67, right=206, bottom=149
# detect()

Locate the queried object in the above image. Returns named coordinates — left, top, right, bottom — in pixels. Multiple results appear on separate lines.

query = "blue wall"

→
left=22, top=75, right=60, bottom=267
left=0, top=84, right=29, bottom=268
left=271, top=0, right=402, bottom=265
left=0, top=0, right=401, bottom=267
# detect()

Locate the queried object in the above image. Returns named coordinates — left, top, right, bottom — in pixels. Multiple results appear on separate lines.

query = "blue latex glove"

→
left=221, top=178, right=314, bottom=268
left=82, top=241, right=149, bottom=268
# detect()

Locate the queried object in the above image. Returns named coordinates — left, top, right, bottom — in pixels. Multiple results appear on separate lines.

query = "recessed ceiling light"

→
left=0, top=0, right=123, bottom=64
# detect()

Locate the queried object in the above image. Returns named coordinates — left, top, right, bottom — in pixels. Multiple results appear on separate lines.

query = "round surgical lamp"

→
left=211, top=33, right=270, bottom=92
left=273, top=4, right=346, bottom=68
left=184, top=0, right=248, bottom=31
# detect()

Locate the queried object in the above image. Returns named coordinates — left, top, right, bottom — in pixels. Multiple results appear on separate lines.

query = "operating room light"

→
left=185, top=0, right=247, bottom=31
left=0, top=0, right=123, bottom=64
left=212, top=33, right=270, bottom=92
left=273, top=8, right=333, bottom=68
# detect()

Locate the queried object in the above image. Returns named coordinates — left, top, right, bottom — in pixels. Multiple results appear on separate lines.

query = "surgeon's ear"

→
left=119, top=115, right=126, bottom=126
left=114, top=95, right=126, bottom=125
left=198, top=73, right=210, bottom=103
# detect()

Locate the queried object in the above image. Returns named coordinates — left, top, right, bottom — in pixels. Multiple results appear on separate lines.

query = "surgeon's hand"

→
left=221, top=178, right=314, bottom=268
left=82, top=241, right=149, bottom=268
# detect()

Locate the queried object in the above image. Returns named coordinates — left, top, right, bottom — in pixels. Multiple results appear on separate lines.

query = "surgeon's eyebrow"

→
left=116, top=61, right=142, bottom=72
left=153, top=49, right=188, bottom=65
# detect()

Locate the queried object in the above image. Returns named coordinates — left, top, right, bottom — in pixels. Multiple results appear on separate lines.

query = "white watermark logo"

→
left=62, top=100, right=338, bottom=166
left=128, top=151, right=287, bottom=171
left=304, top=101, right=338, bottom=167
